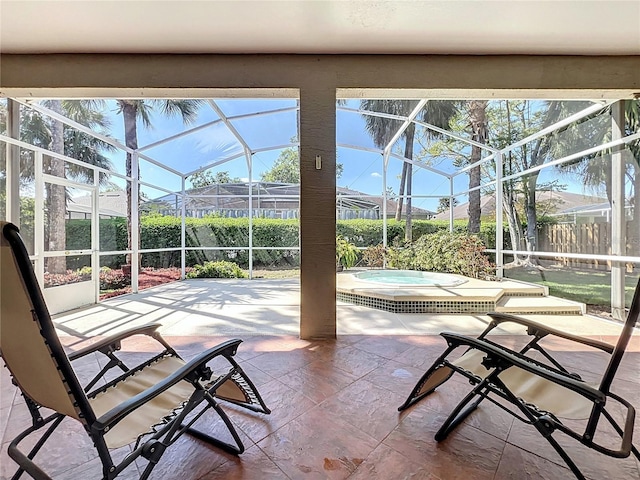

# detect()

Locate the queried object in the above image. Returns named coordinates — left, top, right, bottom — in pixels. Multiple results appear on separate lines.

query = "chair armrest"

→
left=91, top=339, right=243, bottom=433
left=487, top=312, right=615, bottom=354
left=67, top=323, right=163, bottom=361
left=441, top=332, right=606, bottom=405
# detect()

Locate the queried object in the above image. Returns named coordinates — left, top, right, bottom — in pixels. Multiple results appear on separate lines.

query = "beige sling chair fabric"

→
left=452, top=349, right=593, bottom=420
left=0, top=224, right=81, bottom=420
left=400, top=285, right=640, bottom=480
left=90, top=356, right=255, bottom=449
left=89, top=356, right=195, bottom=449
left=1, top=222, right=270, bottom=480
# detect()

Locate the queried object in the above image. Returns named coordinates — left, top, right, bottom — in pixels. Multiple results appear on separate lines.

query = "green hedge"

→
left=64, top=215, right=513, bottom=270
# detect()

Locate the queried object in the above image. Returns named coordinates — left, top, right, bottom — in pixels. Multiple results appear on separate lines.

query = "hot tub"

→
left=353, top=270, right=467, bottom=287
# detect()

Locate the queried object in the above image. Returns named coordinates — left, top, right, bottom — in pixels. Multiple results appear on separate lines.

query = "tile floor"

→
left=2, top=331, right=639, bottom=479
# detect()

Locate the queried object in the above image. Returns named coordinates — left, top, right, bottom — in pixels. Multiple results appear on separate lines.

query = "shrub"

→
left=63, top=215, right=511, bottom=270
left=336, top=235, right=359, bottom=269
left=77, top=266, right=93, bottom=277
left=186, top=261, right=248, bottom=279
left=362, top=244, right=386, bottom=268
left=43, top=269, right=91, bottom=288
left=99, top=269, right=129, bottom=290
left=387, top=231, right=495, bottom=279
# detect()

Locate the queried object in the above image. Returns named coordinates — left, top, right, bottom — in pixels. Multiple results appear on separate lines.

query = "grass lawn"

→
left=251, top=268, right=300, bottom=279
left=505, top=266, right=638, bottom=308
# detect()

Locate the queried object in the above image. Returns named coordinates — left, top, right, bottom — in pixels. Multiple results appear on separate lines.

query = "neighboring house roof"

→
left=337, top=186, right=436, bottom=217
left=433, top=191, right=607, bottom=221
left=67, top=191, right=128, bottom=218
left=145, top=182, right=436, bottom=217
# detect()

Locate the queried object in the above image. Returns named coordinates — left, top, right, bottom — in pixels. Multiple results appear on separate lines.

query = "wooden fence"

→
left=538, top=223, right=637, bottom=269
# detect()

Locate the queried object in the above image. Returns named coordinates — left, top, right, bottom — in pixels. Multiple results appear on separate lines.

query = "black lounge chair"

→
left=0, top=222, right=270, bottom=480
left=399, top=276, right=640, bottom=480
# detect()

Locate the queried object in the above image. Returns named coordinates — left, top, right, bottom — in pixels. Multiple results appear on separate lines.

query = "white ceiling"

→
left=1, top=0, right=639, bottom=55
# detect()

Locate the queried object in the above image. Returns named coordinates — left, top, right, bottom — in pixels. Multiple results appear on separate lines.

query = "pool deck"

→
left=51, top=278, right=626, bottom=340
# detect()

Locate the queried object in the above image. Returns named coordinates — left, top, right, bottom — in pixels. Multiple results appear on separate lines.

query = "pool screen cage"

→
left=0, top=96, right=638, bottom=315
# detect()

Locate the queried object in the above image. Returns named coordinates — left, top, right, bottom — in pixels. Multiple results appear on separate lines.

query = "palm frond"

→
left=153, top=99, right=204, bottom=125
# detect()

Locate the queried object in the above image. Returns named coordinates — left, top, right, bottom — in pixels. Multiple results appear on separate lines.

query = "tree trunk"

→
left=468, top=100, right=488, bottom=234
left=395, top=163, right=408, bottom=221
left=502, top=102, right=523, bottom=265
left=404, top=124, right=415, bottom=241
left=46, top=100, right=67, bottom=274
left=122, top=102, right=139, bottom=267
left=503, top=182, right=524, bottom=265
left=524, top=173, right=540, bottom=264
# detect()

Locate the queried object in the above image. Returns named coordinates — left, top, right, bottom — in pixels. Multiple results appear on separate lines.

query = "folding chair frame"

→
left=399, top=282, right=640, bottom=480
left=1, top=223, right=270, bottom=480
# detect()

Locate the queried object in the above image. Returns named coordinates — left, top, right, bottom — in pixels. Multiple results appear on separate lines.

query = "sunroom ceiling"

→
left=1, top=1, right=638, bottom=55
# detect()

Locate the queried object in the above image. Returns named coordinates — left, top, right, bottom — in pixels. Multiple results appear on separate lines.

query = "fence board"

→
left=538, top=222, right=635, bottom=270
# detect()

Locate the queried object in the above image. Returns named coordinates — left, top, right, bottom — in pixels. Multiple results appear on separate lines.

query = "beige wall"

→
left=2, top=54, right=639, bottom=338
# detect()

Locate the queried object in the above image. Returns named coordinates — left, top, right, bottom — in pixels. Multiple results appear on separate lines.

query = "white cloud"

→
left=370, top=172, right=382, bottom=178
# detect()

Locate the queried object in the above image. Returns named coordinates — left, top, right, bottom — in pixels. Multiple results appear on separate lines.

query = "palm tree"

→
left=115, top=100, right=203, bottom=266
left=18, top=100, right=114, bottom=273
left=467, top=100, right=488, bottom=234
left=360, top=100, right=457, bottom=240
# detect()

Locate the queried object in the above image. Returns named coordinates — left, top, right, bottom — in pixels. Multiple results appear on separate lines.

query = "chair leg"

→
left=600, top=407, right=640, bottom=462
left=9, top=413, right=64, bottom=480
left=185, top=394, right=245, bottom=455
left=434, top=386, right=485, bottom=442
left=540, top=432, right=586, bottom=480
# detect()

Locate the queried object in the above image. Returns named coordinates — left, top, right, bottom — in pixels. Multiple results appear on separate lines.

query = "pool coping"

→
left=336, top=270, right=572, bottom=314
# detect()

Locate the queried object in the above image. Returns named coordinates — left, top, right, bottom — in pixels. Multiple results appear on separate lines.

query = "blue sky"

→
left=97, top=98, right=465, bottom=212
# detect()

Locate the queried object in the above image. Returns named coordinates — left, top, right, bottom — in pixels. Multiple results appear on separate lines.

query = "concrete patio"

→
left=53, top=278, right=628, bottom=340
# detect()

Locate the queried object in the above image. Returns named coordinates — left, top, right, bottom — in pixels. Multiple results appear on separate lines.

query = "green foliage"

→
left=260, top=147, right=299, bottom=183
left=436, top=197, right=458, bottom=213
left=260, top=145, right=344, bottom=183
left=186, top=260, right=248, bottom=279
left=336, top=235, right=359, bottom=269
left=362, top=244, right=386, bottom=267
left=99, top=269, right=129, bottom=290
left=387, top=231, right=495, bottom=279
left=335, top=219, right=504, bottom=249
left=188, top=170, right=240, bottom=188
left=62, top=216, right=516, bottom=271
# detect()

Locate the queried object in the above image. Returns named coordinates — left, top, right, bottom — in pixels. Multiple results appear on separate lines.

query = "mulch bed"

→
left=100, top=268, right=183, bottom=300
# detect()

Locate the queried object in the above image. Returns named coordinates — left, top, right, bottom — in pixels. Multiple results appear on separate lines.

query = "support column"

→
left=131, top=152, right=140, bottom=294
left=246, top=149, right=253, bottom=279
left=495, top=152, right=504, bottom=278
left=611, top=101, right=626, bottom=320
left=181, top=176, right=186, bottom=280
left=299, top=86, right=336, bottom=339
left=6, top=99, right=20, bottom=225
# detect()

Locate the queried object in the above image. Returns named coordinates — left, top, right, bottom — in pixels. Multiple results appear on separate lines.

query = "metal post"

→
left=449, top=178, right=454, bottom=233
left=92, top=169, right=100, bottom=302
left=611, top=101, right=626, bottom=320
left=181, top=176, right=186, bottom=280
left=34, top=152, right=44, bottom=286
left=6, top=99, right=20, bottom=225
left=131, top=152, right=140, bottom=294
left=382, top=152, right=389, bottom=250
left=495, top=152, right=504, bottom=278
left=246, top=149, right=253, bottom=279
